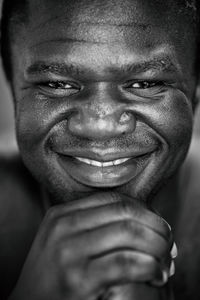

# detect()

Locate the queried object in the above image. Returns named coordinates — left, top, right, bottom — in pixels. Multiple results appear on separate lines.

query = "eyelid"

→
left=123, top=80, right=165, bottom=89
left=30, top=80, right=82, bottom=97
left=41, top=80, right=81, bottom=89
left=26, top=72, right=82, bottom=86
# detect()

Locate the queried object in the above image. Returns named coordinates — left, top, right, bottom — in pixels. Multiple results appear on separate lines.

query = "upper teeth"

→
left=75, top=157, right=130, bottom=167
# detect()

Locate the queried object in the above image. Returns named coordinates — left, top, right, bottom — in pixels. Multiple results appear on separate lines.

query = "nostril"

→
left=119, top=112, right=133, bottom=124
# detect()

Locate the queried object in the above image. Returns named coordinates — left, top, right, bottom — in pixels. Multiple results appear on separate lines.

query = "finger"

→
left=150, top=269, right=169, bottom=287
left=62, top=220, right=171, bottom=262
left=150, top=259, right=175, bottom=286
left=46, top=192, right=122, bottom=218
left=87, top=250, right=166, bottom=292
left=40, top=192, right=121, bottom=238
left=49, top=200, right=172, bottom=245
left=64, top=194, right=171, bottom=241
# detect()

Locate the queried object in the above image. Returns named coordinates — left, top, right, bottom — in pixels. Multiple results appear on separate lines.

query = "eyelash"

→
left=125, top=81, right=165, bottom=89
left=40, top=81, right=80, bottom=90
left=39, top=80, right=164, bottom=90
left=34, top=79, right=167, bottom=99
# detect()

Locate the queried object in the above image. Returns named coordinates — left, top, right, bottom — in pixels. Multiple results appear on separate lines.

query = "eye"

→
left=47, top=81, right=77, bottom=89
left=126, top=81, right=163, bottom=89
left=122, top=80, right=168, bottom=98
left=38, top=80, right=81, bottom=96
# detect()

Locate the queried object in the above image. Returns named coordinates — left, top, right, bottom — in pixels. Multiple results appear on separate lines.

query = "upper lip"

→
left=56, top=146, right=158, bottom=162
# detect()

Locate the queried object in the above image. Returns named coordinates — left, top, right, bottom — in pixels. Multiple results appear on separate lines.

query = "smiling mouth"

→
left=75, top=157, right=131, bottom=167
left=57, top=150, right=156, bottom=188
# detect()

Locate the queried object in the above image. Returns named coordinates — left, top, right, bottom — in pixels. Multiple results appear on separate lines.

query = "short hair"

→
left=0, top=0, right=200, bottom=81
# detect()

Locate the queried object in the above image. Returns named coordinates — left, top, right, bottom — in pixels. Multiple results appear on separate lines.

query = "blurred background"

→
left=0, top=0, right=200, bottom=153
left=0, top=61, right=16, bottom=152
left=0, top=0, right=16, bottom=151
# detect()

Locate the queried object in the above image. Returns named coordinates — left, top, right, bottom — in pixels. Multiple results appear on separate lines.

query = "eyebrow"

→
left=118, top=56, right=180, bottom=75
left=26, top=62, right=85, bottom=77
left=25, top=56, right=180, bottom=78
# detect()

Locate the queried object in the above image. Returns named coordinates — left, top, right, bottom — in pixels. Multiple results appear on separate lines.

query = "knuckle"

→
left=114, top=252, right=136, bottom=275
left=66, top=211, right=81, bottom=228
left=51, top=218, right=63, bottom=237
left=117, top=199, right=143, bottom=220
left=120, top=219, right=143, bottom=239
left=40, top=208, right=62, bottom=244
left=56, top=243, right=74, bottom=266
left=64, top=266, right=89, bottom=297
left=65, top=267, right=81, bottom=286
left=132, top=222, right=145, bottom=239
left=46, top=206, right=60, bottom=220
left=108, top=192, right=122, bottom=203
left=120, top=219, right=132, bottom=233
left=46, top=217, right=66, bottom=245
left=145, top=255, right=159, bottom=278
left=118, top=200, right=132, bottom=217
left=94, top=191, right=122, bottom=205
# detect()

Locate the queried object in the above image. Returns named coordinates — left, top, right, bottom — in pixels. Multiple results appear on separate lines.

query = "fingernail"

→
left=169, top=261, right=175, bottom=277
left=162, top=218, right=171, bottom=231
left=171, top=242, right=178, bottom=259
left=151, top=269, right=168, bottom=287
left=162, top=269, right=169, bottom=284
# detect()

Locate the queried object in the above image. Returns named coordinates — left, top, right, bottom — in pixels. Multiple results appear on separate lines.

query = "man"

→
left=0, top=0, right=199, bottom=299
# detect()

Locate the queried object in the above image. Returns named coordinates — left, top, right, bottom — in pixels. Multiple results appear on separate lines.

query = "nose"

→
left=67, top=98, right=136, bottom=140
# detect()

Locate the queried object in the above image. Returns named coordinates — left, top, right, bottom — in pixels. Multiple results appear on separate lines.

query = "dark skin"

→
left=0, top=0, right=199, bottom=299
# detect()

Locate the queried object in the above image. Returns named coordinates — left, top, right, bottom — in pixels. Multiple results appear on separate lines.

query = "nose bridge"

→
left=67, top=85, right=136, bottom=139
left=83, top=99, right=121, bottom=134
left=85, top=82, right=119, bottom=117
left=86, top=92, right=119, bottom=121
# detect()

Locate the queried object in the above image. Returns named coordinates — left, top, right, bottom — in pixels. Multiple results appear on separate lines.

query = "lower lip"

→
left=57, top=152, right=155, bottom=188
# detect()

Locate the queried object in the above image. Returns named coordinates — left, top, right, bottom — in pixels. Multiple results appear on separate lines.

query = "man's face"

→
left=11, top=0, right=197, bottom=202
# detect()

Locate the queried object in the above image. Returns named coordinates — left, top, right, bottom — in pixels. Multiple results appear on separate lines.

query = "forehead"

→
left=28, top=0, right=187, bottom=24
left=27, top=0, right=193, bottom=42
left=14, top=0, right=196, bottom=79
left=25, top=0, right=194, bottom=49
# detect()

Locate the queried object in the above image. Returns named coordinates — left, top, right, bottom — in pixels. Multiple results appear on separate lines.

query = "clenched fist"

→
left=9, top=192, right=175, bottom=300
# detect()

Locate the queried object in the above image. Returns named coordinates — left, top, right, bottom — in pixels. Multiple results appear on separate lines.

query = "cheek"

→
left=157, top=90, right=193, bottom=149
left=15, top=94, right=62, bottom=180
left=143, top=88, right=194, bottom=172
left=15, top=93, right=61, bottom=151
left=16, top=100, right=47, bottom=150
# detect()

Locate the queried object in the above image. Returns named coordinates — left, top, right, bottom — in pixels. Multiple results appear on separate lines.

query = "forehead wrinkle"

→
left=30, top=14, right=65, bottom=33
left=30, top=13, right=151, bottom=34
left=29, top=38, right=108, bottom=50
left=29, top=22, right=153, bottom=47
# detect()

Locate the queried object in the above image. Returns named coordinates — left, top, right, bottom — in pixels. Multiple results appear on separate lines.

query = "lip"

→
left=57, top=149, right=157, bottom=188
left=54, top=145, right=158, bottom=162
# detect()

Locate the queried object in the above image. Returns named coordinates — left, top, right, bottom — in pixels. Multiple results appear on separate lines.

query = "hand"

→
left=100, top=281, right=175, bottom=300
left=9, top=192, right=174, bottom=300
